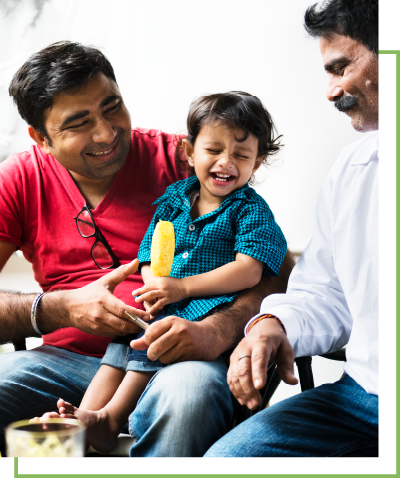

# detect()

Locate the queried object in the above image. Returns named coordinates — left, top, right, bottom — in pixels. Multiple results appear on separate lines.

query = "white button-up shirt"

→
left=249, top=131, right=378, bottom=395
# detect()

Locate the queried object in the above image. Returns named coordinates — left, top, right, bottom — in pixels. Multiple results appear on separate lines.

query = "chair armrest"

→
left=295, top=356, right=315, bottom=391
left=320, top=348, right=346, bottom=361
left=12, top=339, right=27, bottom=351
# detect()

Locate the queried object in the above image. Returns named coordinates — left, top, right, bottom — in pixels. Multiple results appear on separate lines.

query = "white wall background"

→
left=0, top=0, right=362, bottom=253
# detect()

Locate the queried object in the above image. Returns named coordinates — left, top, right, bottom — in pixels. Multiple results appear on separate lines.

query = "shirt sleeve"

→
left=0, top=156, right=24, bottom=247
left=258, top=175, right=352, bottom=357
left=234, top=198, right=287, bottom=276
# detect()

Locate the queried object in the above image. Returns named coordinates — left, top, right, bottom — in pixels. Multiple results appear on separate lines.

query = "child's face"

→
left=183, top=123, right=263, bottom=202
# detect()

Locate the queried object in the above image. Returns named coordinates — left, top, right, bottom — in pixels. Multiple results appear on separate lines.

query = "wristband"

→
left=245, top=313, right=286, bottom=336
left=31, top=293, right=45, bottom=336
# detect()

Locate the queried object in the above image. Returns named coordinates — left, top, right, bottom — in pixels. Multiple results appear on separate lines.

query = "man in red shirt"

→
left=0, top=41, right=293, bottom=456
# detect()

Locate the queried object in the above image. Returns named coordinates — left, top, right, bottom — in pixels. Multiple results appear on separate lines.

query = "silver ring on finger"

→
left=238, top=355, right=251, bottom=361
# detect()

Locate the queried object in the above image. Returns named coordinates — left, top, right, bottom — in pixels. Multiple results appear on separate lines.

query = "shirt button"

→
left=182, top=252, right=189, bottom=259
left=188, top=224, right=196, bottom=232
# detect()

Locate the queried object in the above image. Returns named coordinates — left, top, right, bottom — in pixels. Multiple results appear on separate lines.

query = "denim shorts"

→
left=101, top=315, right=165, bottom=373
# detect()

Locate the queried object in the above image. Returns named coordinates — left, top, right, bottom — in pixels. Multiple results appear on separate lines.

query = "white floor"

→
left=0, top=253, right=345, bottom=405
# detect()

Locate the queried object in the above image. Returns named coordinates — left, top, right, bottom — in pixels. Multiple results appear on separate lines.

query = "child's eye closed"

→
left=206, top=149, right=222, bottom=154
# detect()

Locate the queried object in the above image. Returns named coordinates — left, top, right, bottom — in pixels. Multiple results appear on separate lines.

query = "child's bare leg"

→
left=80, top=364, right=126, bottom=411
left=58, top=370, right=153, bottom=454
left=30, top=365, right=125, bottom=429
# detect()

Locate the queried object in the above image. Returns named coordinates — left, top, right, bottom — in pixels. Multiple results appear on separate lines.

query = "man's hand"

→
left=132, top=277, right=188, bottom=315
left=57, top=259, right=150, bottom=337
left=228, top=318, right=298, bottom=409
left=130, top=316, right=215, bottom=363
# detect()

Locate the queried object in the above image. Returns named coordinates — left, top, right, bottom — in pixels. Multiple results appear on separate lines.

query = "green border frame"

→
left=11, top=49, right=399, bottom=479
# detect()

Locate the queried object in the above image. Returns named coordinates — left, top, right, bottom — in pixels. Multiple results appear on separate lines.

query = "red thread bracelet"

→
left=246, top=314, right=287, bottom=335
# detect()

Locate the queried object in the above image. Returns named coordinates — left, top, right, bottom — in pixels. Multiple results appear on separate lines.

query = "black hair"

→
left=9, top=41, right=117, bottom=142
left=304, top=0, right=378, bottom=55
left=175, top=91, right=282, bottom=182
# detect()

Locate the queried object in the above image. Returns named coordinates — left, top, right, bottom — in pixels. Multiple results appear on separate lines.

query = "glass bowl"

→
left=6, top=418, right=85, bottom=457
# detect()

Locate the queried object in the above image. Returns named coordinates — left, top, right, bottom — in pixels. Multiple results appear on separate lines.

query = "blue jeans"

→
left=205, top=375, right=378, bottom=457
left=102, top=315, right=165, bottom=372
left=0, top=345, right=233, bottom=457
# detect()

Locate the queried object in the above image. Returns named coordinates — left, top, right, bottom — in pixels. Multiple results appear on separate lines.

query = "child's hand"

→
left=143, top=299, right=160, bottom=320
left=132, top=277, right=188, bottom=315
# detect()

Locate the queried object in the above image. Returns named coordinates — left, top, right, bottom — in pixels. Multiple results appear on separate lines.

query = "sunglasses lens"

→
left=77, top=210, right=95, bottom=237
left=92, top=242, right=115, bottom=269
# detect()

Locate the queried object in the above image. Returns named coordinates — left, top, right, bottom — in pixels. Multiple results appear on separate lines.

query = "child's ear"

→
left=252, top=156, right=264, bottom=174
left=182, top=139, right=195, bottom=167
left=28, top=126, right=52, bottom=154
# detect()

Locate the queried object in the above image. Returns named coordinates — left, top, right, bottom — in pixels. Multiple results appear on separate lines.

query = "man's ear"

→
left=182, top=139, right=195, bottom=167
left=28, top=126, right=51, bottom=154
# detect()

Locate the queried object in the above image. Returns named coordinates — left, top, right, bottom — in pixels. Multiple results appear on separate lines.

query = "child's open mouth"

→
left=210, top=172, right=236, bottom=183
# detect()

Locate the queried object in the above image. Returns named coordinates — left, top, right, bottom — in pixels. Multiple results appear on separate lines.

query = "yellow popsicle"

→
left=150, top=221, right=175, bottom=276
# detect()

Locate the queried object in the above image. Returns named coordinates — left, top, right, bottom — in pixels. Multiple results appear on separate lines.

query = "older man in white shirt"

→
left=206, top=0, right=379, bottom=457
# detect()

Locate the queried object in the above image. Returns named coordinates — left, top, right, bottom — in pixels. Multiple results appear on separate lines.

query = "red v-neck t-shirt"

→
left=0, top=128, right=185, bottom=357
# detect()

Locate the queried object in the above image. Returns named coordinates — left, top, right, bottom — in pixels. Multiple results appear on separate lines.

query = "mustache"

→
left=83, top=131, right=120, bottom=155
left=334, top=95, right=358, bottom=112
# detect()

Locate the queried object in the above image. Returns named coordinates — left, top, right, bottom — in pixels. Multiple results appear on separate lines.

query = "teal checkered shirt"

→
left=138, top=176, right=287, bottom=321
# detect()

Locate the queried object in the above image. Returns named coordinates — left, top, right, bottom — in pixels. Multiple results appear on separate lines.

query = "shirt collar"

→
left=153, top=176, right=199, bottom=210
left=351, top=131, right=379, bottom=166
left=153, top=176, right=252, bottom=210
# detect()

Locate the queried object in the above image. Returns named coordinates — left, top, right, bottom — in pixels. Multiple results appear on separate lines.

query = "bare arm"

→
left=134, top=254, right=263, bottom=315
left=185, top=253, right=263, bottom=294
left=130, top=250, right=295, bottom=363
left=0, top=243, right=149, bottom=344
left=0, top=242, right=67, bottom=343
left=0, top=242, right=40, bottom=343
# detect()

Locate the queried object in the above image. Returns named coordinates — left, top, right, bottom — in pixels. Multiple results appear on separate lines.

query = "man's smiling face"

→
left=320, top=33, right=378, bottom=132
left=38, top=72, right=131, bottom=181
